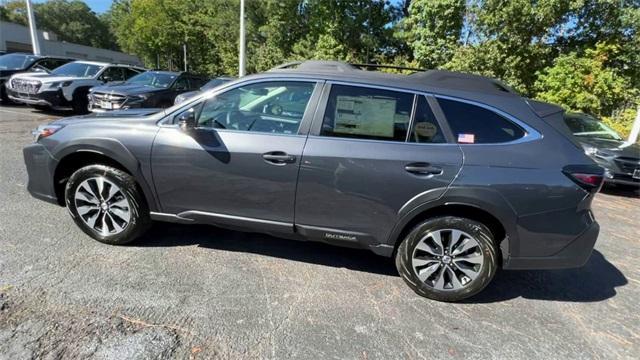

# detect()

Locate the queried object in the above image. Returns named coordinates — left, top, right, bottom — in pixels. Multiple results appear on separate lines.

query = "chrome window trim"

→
left=323, top=80, right=542, bottom=145
left=433, top=94, right=543, bottom=145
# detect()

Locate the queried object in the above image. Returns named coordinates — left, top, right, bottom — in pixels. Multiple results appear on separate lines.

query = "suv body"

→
left=0, top=52, right=74, bottom=102
left=88, top=71, right=209, bottom=112
left=564, top=112, right=640, bottom=187
left=23, top=61, right=603, bottom=301
left=6, top=60, right=145, bottom=112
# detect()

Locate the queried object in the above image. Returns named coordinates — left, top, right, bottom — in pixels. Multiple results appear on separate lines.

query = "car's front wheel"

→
left=65, top=164, right=150, bottom=245
left=395, top=216, right=498, bottom=302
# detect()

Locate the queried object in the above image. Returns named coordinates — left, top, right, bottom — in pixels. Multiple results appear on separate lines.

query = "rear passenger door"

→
left=294, top=84, right=463, bottom=247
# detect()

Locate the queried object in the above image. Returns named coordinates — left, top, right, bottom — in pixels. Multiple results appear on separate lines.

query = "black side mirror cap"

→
left=178, top=108, right=197, bottom=131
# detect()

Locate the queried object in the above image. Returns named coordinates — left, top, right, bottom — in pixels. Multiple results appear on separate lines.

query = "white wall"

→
left=0, top=21, right=142, bottom=66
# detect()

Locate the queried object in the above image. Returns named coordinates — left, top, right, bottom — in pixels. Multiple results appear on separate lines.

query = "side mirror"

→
left=178, top=108, right=197, bottom=130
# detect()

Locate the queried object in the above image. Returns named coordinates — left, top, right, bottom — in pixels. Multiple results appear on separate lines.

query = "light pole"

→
left=25, top=0, right=41, bottom=55
left=238, top=0, right=246, bottom=77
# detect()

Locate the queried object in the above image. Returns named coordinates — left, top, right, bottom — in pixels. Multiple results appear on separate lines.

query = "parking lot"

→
left=0, top=105, right=638, bottom=359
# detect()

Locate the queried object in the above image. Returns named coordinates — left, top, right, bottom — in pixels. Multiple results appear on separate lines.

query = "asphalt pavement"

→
left=0, top=104, right=639, bottom=359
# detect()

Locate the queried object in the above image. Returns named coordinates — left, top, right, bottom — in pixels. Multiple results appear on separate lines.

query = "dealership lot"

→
left=0, top=105, right=638, bottom=359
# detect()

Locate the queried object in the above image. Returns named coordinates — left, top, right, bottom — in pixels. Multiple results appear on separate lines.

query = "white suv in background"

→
left=6, top=61, right=145, bottom=113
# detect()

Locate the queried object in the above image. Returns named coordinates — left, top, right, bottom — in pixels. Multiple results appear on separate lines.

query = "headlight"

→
left=32, top=124, right=64, bottom=141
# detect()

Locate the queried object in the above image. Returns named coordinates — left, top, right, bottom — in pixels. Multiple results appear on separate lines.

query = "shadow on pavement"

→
left=467, top=251, right=627, bottom=303
left=135, top=222, right=398, bottom=276
left=137, top=223, right=626, bottom=302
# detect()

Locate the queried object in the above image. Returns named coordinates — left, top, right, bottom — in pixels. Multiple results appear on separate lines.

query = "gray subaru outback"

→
left=23, top=61, right=603, bottom=301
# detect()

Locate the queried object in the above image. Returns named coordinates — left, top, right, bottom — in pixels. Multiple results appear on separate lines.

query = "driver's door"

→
left=151, top=80, right=322, bottom=232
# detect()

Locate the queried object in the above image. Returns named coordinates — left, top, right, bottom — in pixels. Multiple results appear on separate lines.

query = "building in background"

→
left=0, top=21, right=142, bottom=66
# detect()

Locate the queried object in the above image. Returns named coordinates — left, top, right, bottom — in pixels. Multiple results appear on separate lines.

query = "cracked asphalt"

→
left=1, top=105, right=639, bottom=359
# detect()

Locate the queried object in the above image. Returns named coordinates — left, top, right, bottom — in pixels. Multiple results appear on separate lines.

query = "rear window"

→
left=438, top=98, right=525, bottom=144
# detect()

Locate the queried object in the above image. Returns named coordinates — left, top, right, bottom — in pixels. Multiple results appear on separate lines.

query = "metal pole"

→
left=239, top=0, right=246, bottom=77
left=627, top=106, right=640, bottom=144
left=183, top=43, right=187, bottom=72
left=25, top=0, right=41, bottom=55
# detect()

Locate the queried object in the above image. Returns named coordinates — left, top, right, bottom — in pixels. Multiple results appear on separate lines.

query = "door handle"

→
left=262, top=151, right=296, bottom=165
left=404, top=162, right=443, bottom=176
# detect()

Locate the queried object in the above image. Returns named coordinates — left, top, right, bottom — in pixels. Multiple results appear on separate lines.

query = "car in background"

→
left=6, top=61, right=145, bottom=113
left=0, top=53, right=74, bottom=103
left=88, top=71, right=208, bottom=112
left=173, top=76, right=235, bottom=105
left=564, top=112, right=639, bottom=187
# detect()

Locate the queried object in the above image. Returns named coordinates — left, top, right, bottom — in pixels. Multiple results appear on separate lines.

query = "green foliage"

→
left=534, top=44, right=634, bottom=117
left=400, top=0, right=465, bottom=69
left=0, top=0, right=117, bottom=50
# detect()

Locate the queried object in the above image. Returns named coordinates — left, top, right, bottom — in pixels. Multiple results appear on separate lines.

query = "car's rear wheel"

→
left=65, top=164, right=150, bottom=245
left=72, top=90, right=89, bottom=114
left=395, top=216, right=497, bottom=302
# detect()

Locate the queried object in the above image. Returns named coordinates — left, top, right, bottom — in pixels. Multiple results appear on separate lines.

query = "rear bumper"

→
left=23, top=142, right=59, bottom=205
left=7, top=88, right=70, bottom=107
left=504, top=221, right=599, bottom=270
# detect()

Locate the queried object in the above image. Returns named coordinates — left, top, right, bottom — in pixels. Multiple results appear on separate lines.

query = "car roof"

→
left=261, top=60, right=522, bottom=104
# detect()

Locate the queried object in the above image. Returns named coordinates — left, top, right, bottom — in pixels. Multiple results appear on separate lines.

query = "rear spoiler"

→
left=525, top=99, right=583, bottom=149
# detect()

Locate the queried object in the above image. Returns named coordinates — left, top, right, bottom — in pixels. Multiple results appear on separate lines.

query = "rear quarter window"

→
left=438, top=98, right=525, bottom=144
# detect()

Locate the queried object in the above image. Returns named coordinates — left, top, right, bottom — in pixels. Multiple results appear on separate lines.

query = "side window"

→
left=409, top=96, right=446, bottom=143
left=196, top=81, right=315, bottom=135
left=174, top=77, right=189, bottom=90
left=321, top=85, right=413, bottom=141
left=35, top=59, right=58, bottom=71
left=124, top=68, right=140, bottom=79
left=99, top=67, right=124, bottom=81
left=438, top=98, right=525, bottom=144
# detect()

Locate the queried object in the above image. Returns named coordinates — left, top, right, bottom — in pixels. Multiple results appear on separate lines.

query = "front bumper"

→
left=505, top=220, right=599, bottom=270
left=7, top=88, right=70, bottom=107
left=23, top=142, right=59, bottom=205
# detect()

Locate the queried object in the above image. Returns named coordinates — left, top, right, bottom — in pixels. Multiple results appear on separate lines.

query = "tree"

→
left=400, top=0, right=465, bottom=69
left=534, top=43, right=633, bottom=118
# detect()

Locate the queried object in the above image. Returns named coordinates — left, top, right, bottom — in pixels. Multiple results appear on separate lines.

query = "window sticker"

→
left=458, top=133, right=475, bottom=143
left=334, top=96, right=396, bottom=137
left=415, top=122, right=438, bottom=138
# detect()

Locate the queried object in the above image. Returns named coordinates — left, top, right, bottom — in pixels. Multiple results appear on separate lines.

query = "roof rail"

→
left=269, top=60, right=359, bottom=73
left=350, top=63, right=427, bottom=73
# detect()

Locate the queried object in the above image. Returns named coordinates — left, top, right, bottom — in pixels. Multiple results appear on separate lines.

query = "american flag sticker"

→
left=458, top=133, right=475, bottom=143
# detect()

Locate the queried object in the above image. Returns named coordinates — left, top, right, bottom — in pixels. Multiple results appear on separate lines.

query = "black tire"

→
left=71, top=89, right=89, bottom=114
left=395, top=216, right=497, bottom=302
left=65, top=164, right=150, bottom=245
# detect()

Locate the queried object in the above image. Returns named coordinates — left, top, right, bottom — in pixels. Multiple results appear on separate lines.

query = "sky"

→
left=32, top=0, right=113, bottom=14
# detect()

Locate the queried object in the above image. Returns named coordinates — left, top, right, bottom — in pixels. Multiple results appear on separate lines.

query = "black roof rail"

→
left=269, top=60, right=358, bottom=73
left=350, top=63, right=427, bottom=73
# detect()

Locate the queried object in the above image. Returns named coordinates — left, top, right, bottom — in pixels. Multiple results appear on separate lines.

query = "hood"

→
left=578, top=137, right=640, bottom=158
left=91, top=83, right=167, bottom=96
left=0, top=69, right=36, bottom=79
left=50, top=108, right=165, bottom=126
left=10, top=72, right=87, bottom=83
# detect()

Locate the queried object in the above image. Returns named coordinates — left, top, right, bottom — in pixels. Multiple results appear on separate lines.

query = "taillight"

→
left=563, top=165, right=605, bottom=192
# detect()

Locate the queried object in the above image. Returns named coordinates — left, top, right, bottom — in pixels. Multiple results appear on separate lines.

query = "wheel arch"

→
left=387, top=194, right=518, bottom=266
left=52, top=142, right=158, bottom=211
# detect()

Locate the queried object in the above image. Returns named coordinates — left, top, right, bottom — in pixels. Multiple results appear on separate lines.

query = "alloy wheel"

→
left=74, top=176, right=131, bottom=236
left=411, top=229, right=484, bottom=291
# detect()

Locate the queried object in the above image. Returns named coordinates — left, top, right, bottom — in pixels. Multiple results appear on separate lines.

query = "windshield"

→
left=125, top=72, right=176, bottom=88
left=564, top=114, right=623, bottom=141
left=51, top=62, right=103, bottom=78
left=0, top=54, right=38, bottom=70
